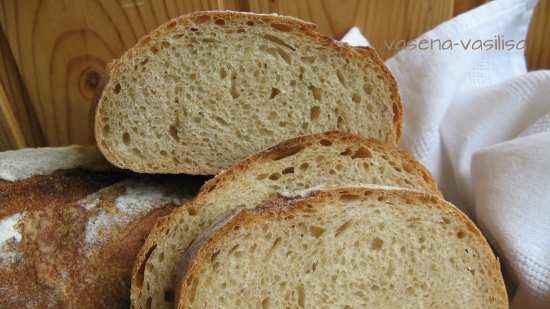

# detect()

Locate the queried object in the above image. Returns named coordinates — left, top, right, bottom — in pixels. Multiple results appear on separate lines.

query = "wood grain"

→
left=0, top=0, right=230, bottom=147
left=0, top=25, right=44, bottom=150
left=527, top=0, right=550, bottom=70
left=246, top=0, right=454, bottom=59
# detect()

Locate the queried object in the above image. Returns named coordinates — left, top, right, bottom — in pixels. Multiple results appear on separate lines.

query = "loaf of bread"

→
left=0, top=146, right=202, bottom=308
left=95, top=11, right=401, bottom=175
left=176, top=187, right=507, bottom=309
left=131, top=132, right=437, bottom=309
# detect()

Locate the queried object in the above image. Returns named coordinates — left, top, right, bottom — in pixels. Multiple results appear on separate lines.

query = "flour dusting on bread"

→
left=0, top=145, right=114, bottom=181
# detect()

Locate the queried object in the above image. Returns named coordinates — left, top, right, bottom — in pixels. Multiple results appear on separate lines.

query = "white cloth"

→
left=342, top=0, right=549, bottom=307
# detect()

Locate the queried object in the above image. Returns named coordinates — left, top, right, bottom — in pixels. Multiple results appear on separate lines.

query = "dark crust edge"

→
left=94, top=10, right=403, bottom=174
left=129, top=131, right=437, bottom=306
left=175, top=187, right=508, bottom=309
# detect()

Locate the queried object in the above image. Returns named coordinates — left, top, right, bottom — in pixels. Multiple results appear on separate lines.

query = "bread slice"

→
left=131, top=132, right=437, bottom=309
left=0, top=146, right=203, bottom=308
left=95, top=11, right=401, bottom=175
left=176, top=187, right=507, bottom=309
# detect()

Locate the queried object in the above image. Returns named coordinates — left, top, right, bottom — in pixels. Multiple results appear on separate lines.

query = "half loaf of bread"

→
left=131, top=132, right=435, bottom=309
left=176, top=187, right=507, bottom=309
left=95, top=11, right=401, bottom=174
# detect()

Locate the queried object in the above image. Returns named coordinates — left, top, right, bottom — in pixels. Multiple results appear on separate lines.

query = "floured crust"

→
left=0, top=145, right=114, bottom=182
left=0, top=172, right=198, bottom=308
left=175, top=187, right=507, bottom=308
left=130, top=132, right=437, bottom=307
left=95, top=11, right=402, bottom=174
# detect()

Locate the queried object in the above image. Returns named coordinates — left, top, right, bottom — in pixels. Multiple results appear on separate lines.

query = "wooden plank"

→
left=527, top=0, right=550, bottom=70
left=453, top=0, right=485, bottom=16
left=246, top=0, right=454, bottom=59
left=0, top=26, right=44, bottom=150
left=0, top=0, right=229, bottom=147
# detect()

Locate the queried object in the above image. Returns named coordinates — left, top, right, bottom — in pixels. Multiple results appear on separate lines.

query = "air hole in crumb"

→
left=282, top=167, right=294, bottom=174
left=309, top=86, right=322, bottom=101
left=337, top=116, right=344, bottom=129
left=160, top=150, right=168, bottom=157
left=364, top=83, right=373, bottom=94
left=301, top=56, right=315, bottom=64
left=122, top=132, right=131, bottom=145
left=262, top=34, right=295, bottom=50
left=336, top=70, right=346, bottom=86
left=261, top=297, right=270, bottom=309
left=309, top=226, right=325, bottom=238
left=297, top=284, right=305, bottom=307
left=114, top=83, right=121, bottom=94
left=340, top=148, right=353, bottom=156
left=335, top=220, right=353, bottom=237
left=246, top=20, right=254, bottom=26
left=371, top=237, right=384, bottom=250
left=215, top=18, right=225, bottom=25
left=230, top=74, right=240, bottom=98
left=457, top=230, right=466, bottom=239
left=269, top=173, right=281, bottom=180
left=352, top=93, right=361, bottom=103
left=219, top=67, right=227, bottom=79
left=169, top=125, right=179, bottom=141
left=319, top=139, right=332, bottom=146
left=299, top=163, right=309, bottom=170
left=310, top=106, right=321, bottom=120
left=269, top=87, right=281, bottom=99
left=164, top=289, right=175, bottom=302
left=352, top=147, right=372, bottom=159
left=102, top=125, right=110, bottom=135
left=187, top=208, right=197, bottom=216
left=145, top=297, right=152, bottom=309
left=256, top=173, right=268, bottom=180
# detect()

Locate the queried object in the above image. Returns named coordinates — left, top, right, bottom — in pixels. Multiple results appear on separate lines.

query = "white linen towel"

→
left=342, top=0, right=550, bottom=307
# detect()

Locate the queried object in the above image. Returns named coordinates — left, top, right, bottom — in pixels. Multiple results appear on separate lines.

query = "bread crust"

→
left=130, top=131, right=437, bottom=306
left=0, top=173, right=191, bottom=308
left=95, top=11, right=402, bottom=174
left=175, top=187, right=508, bottom=308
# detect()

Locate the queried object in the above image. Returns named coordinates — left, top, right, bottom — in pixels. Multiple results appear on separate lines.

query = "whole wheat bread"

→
left=131, top=132, right=436, bottom=309
left=95, top=11, right=401, bottom=175
left=176, top=187, right=507, bottom=309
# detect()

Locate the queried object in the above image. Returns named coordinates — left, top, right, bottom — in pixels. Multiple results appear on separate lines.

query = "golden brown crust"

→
left=0, top=169, right=124, bottom=219
left=0, top=174, right=184, bottom=308
left=95, top=11, right=402, bottom=173
left=130, top=131, right=437, bottom=304
left=175, top=187, right=507, bottom=308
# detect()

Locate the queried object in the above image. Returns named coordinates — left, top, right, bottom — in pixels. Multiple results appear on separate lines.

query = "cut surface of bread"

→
left=0, top=147, right=203, bottom=308
left=95, top=11, right=401, bottom=174
left=132, top=132, right=436, bottom=309
left=176, top=187, right=507, bottom=309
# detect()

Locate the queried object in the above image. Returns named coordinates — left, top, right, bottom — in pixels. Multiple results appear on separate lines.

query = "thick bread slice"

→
left=95, top=11, right=401, bottom=174
left=176, top=187, right=507, bottom=309
left=131, top=132, right=436, bottom=309
left=0, top=147, right=203, bottom=308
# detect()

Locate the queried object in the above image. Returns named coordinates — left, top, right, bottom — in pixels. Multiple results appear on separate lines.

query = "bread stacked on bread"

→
left=177, top=188, right=507, bottom=309
left=1, top=10, right=507, bottom=309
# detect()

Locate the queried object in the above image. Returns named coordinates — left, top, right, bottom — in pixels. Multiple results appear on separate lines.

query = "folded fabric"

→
left=342, top=0, right=549, bottom=307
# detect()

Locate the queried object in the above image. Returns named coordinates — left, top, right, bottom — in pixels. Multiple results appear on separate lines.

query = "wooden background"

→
left=0, top=0, right=548, bottom=150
